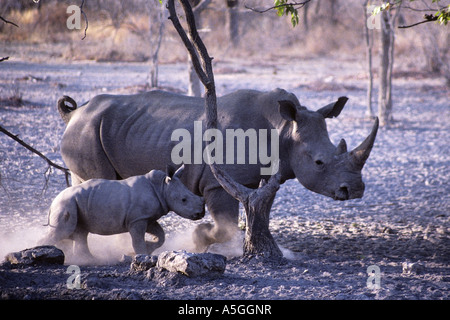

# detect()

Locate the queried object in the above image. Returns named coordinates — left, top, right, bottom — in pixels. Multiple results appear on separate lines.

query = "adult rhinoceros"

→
left=57, top=89, right=378, bottom=251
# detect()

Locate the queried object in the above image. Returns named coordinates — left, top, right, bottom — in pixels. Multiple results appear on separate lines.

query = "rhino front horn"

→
left=350, top=117, right=379, bottom=169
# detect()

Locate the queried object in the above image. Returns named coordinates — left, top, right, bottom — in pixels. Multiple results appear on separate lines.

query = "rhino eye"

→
left=182, top=198, right=187, bottom=203
left=315, top=160, right=324, bottom=166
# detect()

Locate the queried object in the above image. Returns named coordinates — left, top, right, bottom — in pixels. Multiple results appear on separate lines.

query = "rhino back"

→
left=73, top=176, right=161, bottom=235
left=98, top=91, right=206, bottom=178
left=61, top=89, right=298, bottom=191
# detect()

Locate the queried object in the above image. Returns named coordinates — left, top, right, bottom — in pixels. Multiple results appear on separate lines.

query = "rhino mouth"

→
left=192, top=207, right=206, bottom=220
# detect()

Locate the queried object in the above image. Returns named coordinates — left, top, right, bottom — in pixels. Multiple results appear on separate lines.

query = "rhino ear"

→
left=317, top=96, right=348, bottom=119
left=279, top=100, right=297, bottom=121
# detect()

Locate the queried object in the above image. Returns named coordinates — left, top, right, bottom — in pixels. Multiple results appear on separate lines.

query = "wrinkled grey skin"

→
left=38, top=165, right=205, bottom=260
left=57, top=89, right=378, bottom=250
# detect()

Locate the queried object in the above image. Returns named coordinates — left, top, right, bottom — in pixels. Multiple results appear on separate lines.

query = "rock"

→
left=402, top=262, right=425, bottom=275
left=156, top=250, right=226, bottom=277
left=4, top=246, right=64, bottom=267
left=130, top=254, right=158, bottom=273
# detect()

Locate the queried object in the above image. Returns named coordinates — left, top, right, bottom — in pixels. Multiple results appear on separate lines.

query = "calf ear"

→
left=317, top=96, right=348, bottom=119
left=279, top=100, right=297, bottom=121
left=166, top=164, right=176, bottom=179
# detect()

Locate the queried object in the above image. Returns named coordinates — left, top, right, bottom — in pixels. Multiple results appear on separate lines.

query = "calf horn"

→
left=350, top=117, right=379, bottom=169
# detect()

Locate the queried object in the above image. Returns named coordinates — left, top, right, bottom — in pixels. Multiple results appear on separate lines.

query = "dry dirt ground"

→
left=0, top=47, right=449, bottom=300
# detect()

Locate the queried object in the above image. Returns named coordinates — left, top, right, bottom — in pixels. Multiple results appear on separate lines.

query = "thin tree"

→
left=149, top=0, right=167, bottom=88
left=378, top=3, right=402, bottom=126
left=363, top=0, right=375, bottom=118
left=167, top=0, right=283, bottom=259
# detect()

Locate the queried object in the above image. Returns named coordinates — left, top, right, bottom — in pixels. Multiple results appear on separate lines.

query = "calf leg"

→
left=72, top=228, right=95, bottom=263
left=129, top=220, right=148, bottom=254
left=145, top=221, right=165, bottom=254
left=37, top=230, right=60, bottom=247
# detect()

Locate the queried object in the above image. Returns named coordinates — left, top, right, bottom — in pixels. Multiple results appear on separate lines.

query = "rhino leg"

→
left=70, top=172, right=84, bottom=186
left=145, top=221, right=165, bottom=254
left=61, top=126, right=120, bottom=185
left=129, top=220, right=149, bottom=255
left=193, top=187, right=239, bottom=252
left=72, top=227, right=95, bottom=262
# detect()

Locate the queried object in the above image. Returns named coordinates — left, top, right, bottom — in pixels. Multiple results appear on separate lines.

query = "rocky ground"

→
left=0, top=49, right=448, bottom=300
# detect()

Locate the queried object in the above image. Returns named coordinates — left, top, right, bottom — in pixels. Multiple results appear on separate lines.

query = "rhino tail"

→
left=57, top=95, right=77, bottom=125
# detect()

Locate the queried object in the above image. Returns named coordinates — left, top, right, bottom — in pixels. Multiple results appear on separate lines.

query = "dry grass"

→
left=0, top=0, right=448, bottom=76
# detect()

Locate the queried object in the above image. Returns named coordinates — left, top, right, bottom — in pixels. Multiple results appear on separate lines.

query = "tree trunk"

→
left=187, top=0, right=211, bottom=97
left=378, top=5, right=401, bottom=126
left=187, top=7, right=202, bottom=97
left=363, top=0, right=374, bottom=118
left=188, top=54, right=203, bottom=97
left=378, top=10, right=392, bottom=126
left=226, top=0, right=240, bottom=47
left=207, top=163, right=283, bottom=260
left=243, top=181, right=282, bottom=258
left=149, top=1, right=166, bottom=88
left=302, top=1, right=309, bottom=31
left=330, top=0, right=338, bottom=25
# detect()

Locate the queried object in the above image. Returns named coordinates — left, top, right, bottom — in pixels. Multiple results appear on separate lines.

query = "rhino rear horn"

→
left=350, top=117, right=379, bottom=169
left=335, top=139, right=347, bottom=155
left=317, top=96, right=348, bottom=119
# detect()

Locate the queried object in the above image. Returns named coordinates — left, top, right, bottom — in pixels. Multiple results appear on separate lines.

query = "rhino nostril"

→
left=337, top=185, right=349, bottom=200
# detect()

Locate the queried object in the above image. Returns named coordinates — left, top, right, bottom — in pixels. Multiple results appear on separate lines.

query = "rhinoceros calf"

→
left=38, top=165, right=205, bottom=260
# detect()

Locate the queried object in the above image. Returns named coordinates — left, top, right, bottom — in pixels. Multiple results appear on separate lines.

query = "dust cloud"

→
left=0, top=223, right=293, bottom=265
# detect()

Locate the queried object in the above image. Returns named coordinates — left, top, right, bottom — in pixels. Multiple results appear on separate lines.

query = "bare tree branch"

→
left=0, top=57, right=10, bottom=63
left=399, top=14, right=438, bottom=28
left=0, top=125, right=71, bottom=187
left=0, top=15, right=19, bottom=28
left=80, top=0, right=88, bottom=40
left=167, top=1, right=209, bottom=86
left=193, top=0, right=213, bottom=13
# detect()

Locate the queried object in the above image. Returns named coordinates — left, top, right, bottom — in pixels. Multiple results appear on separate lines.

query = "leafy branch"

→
left=372, top=0, right=450, bottom=28
left=245, top=0, right=312, bottom=27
